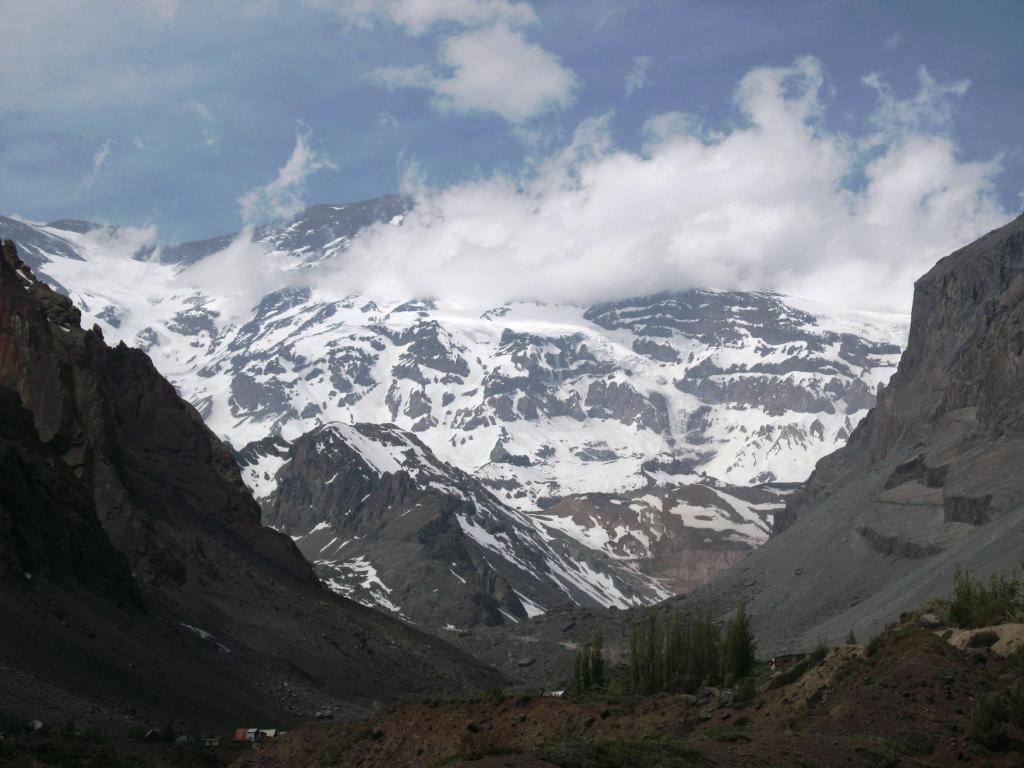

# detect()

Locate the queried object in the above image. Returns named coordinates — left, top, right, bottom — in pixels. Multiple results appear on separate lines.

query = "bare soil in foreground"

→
left=231, top=622, right=1024, bottom=768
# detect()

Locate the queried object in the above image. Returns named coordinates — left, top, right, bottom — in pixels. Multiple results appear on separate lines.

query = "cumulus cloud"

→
left=625, top=55, right=651, bottom=96
left=322, top=57, right=1006, bottom=313
left=236, top=126, right=336, bottom=226
left=315, top=0, right=576, bottom=124
left=377, top=24, right=576, bottom=123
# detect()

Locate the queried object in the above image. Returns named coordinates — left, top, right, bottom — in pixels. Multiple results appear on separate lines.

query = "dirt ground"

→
left=233, top=623, right=1024, bottom=767
left=942, top=623, right=1024, bottom=656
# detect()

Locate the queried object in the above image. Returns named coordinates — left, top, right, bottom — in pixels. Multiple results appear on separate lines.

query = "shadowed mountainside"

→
left=0, top=239, right=500, bottom=732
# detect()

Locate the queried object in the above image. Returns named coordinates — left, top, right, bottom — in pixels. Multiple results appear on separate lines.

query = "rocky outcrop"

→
left=0, top=386, right=136, bottom=600
left=688, top=214, right=1024, bottom=653
left=0, top=240, right=501, bottom=728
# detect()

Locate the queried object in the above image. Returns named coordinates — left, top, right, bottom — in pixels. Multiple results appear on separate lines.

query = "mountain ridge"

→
left=0, top=238, right=502, bottom=729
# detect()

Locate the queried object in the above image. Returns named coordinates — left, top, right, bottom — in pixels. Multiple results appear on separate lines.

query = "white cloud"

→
left=186, top=99, right=215, bottom=122
left=84, top=139, right=114, bottom=187
left=322, top=57, right=1005, bottom=313
left=863, top=67, right=970, bottom=145
left=377, top=111, right=400, bottom=128
left=374, top=63, right=436, bottom=90
left=625, top=55, right=651, bottom=96
left=314, top=0, right=536, bottom=33
left=185, top=99, right=222, bottom=147
left=376, top=23, right=577, bottom=123
left=236, top=127, right=336, bottom=225
left=883, top=31, right=901, bottom=49
left=314, top=0, right=575, bottom=125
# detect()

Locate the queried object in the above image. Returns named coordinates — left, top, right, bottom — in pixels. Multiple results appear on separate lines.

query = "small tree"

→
left=590, top=633, right=605, bottom=689
left=689, top=612, right=721, bottom=687
left=580, top=641, right=592, bottom=692
left=722, top=603, right=757, bottom=680
left=570, top=651, right=583, bottom=697
left=846, top=628, right=857, bottom=645
left=629, top=610, right=660, bottom=694
left=570, top=634, right=605, bottom=696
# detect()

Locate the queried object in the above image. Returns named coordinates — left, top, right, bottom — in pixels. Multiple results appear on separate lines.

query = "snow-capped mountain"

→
left=1, top=204, right=905, bottom=508
left=254, top=421, right=672, bottom=628
left=239, top=417, right=794, bottom=629
left=0, top=199, right=908, bottom=621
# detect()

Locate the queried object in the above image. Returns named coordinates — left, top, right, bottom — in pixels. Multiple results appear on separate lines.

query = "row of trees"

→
left=628, top=604, right=756, bottom=694
left=567, top=604, right=758, bottom=697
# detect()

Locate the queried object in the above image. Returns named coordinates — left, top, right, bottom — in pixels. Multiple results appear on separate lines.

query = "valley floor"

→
left=232, top=622, right=1024, bottom=768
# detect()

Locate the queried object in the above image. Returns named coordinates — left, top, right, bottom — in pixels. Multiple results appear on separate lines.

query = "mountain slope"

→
left=0, top=238, right=501, bottom=729
left=535, top=479, right=792, bottom=596
left=688, top=213, right=1024, bottom=652
left=257, top=421, right=671, bottom=629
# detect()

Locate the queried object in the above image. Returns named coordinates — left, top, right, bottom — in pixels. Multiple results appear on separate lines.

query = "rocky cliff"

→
left=0, top=239, right=500, bottom=730
left=697, top=213, right=1024, bottom=652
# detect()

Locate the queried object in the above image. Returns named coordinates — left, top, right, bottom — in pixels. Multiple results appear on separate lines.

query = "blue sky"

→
left=2, top=0, right=1021, bottom=243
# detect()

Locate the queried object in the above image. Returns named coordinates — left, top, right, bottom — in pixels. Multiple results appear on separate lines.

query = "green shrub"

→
left=735, top=676, right=757, bottom=704
left=948, top=566, right=1023, bottom=629
left=968, top=692, right=1009, bottom=749
left=1009, top=681, right=1024, bottom=729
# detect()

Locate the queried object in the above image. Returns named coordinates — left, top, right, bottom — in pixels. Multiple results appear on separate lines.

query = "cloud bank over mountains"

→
left=287, top=56, right=1005, bottom=313
left=3, top=2, right=1014, bottom=316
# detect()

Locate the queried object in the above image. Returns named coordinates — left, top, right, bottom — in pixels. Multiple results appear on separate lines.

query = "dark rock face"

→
left=134, top=194, right=411, bottom=266
left=687, top=214, right=1024, bottom=653
left=0, top=386, right=136, bottom=600
left=0, top=240, right=501, bottom=728
left=265, top=424, right=529, bottom=628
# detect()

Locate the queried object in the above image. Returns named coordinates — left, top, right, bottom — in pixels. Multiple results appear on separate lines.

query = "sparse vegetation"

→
left=968, top=691, right=1009, bottom=750
left=535, top=736, right=709, bottom=768
left=1009, top=680, right=1024, bottom=730
left=947, top=565, right=1024, bottom=629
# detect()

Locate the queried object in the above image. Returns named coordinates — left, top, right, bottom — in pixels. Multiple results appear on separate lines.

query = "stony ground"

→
left=232, top=621, right=1024, bottom=767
